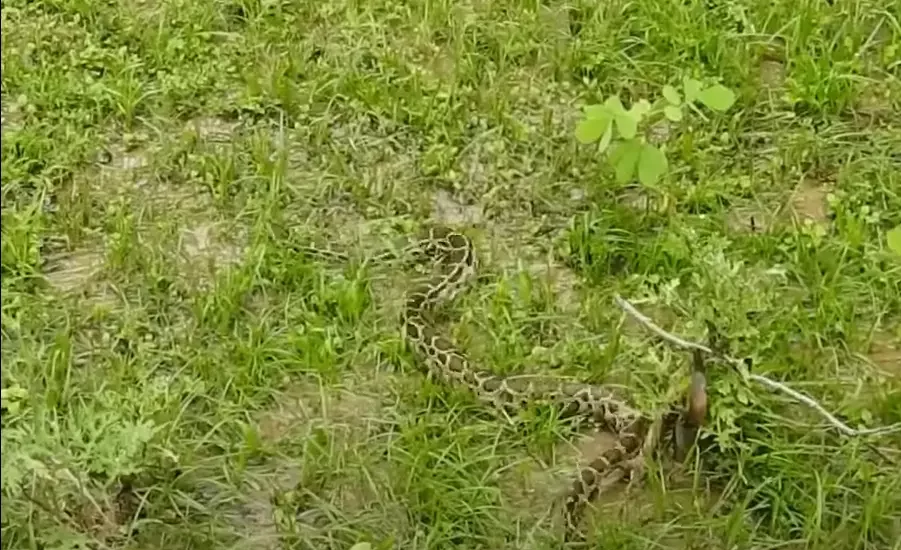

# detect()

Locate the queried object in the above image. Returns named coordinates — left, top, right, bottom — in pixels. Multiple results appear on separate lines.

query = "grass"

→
left=2, top=0, right=900, bottom=548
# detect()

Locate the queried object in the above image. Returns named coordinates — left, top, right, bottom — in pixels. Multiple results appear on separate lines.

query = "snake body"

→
left=306, top=224, right=707, bottom=539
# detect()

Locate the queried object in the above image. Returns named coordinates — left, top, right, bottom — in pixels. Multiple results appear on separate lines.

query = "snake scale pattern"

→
left=304, top=224, right=708, bottom=541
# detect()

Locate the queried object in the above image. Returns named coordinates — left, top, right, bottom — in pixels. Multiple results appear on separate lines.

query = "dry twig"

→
left=614, top=295, right=901, bottom=438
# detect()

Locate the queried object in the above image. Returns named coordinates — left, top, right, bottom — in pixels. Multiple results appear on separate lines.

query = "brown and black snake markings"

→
left=303, top=224, right=709, bottom=541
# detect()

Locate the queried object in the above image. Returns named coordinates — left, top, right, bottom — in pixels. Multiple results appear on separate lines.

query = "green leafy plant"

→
left=887, top=225, right=901, bottom=257
left=576, top=76, right=736, bottom=186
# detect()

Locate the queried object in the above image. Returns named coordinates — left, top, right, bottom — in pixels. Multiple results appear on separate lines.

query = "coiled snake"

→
left=303, top=224, right=708, bottom=541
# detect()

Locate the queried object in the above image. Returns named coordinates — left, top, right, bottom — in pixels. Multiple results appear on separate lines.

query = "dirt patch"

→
left=301, top=205, right=398, bottom=254
left=561, top=432, right=722, bottom=544
left=855, top=82, right=894, bottom=123
left=474, top=214, right=585, bottom=318
left=789, top=179, right=831, bottom=225
left=358, top=150, right=421, bottom=208
left=500, top=431, right=622, bottom=530
left=618, top=186, right=664, bottom=213
left=0, top=94, right=25, bottom=136
left=88, top=133, right=209, bottom=215
left=758, top=59, right=786, bottom=90
left=177, top=221, right=247, bottom=289
left=245, top=374, right=403, bottom=545
left=75, top=129, right=251, bottom=288
left=501, top=427, right=716, bottom=540
left=96, top=140, right=152, bottom=184
left=866, top=329, right=901, bottom=377
left=503, top=432, right=618, bottom=517
left=43, top=249, right=104, bottom=293
left=138, top=176, right=217, bottom=216
left=255, top=375, right=389, bottom=446
left=71, top=486, right=136, bottom=545
left=726, top=203, right=775, bottom=234
left=186, top=116, right=241, bottom=143
left=180, top=222, right=242, bottom=263
left=217, top=463, right=304, bottom=550
left=43, top=247, right=118, bottom=306
left=539, top=5, right=572, bottom=43
left=256, top=367, right=396, bottom=452
left=524, top=258, right=583, bottom=314
left=420, top=44, right=457, bottom=87
left=433, top=187, right=485, bottom=226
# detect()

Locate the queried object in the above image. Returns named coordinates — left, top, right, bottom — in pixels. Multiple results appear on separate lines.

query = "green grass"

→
left=2, top=0, right=900, bottom=548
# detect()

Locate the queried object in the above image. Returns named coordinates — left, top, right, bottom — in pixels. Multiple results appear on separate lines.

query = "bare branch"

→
left=746, top=374, right=900, bottom=436
left=614, top=296, right=713, bottom=355
left=614, top=295, right=901, bottom=438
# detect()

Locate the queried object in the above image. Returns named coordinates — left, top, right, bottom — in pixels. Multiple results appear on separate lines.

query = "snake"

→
left=302, top=224, right=708, bottom=541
